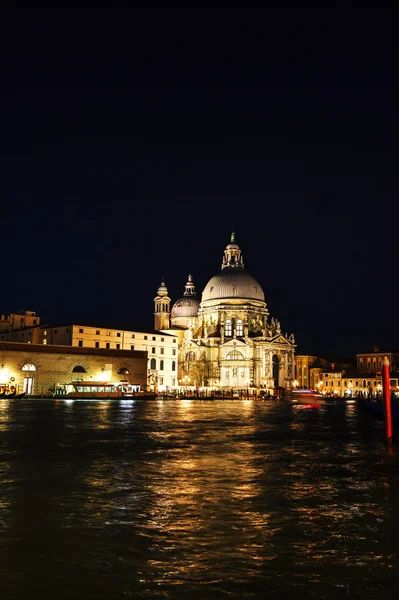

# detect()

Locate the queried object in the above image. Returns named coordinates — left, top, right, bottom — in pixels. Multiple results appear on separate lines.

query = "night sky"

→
left=1, top=5, right=398, bottom=357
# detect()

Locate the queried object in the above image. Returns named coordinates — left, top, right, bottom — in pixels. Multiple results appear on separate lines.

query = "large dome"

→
left=202, top=268, right=265, bottom=302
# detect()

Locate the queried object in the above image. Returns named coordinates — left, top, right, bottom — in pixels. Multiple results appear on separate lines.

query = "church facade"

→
left=154, top=235, right=295, bottom=393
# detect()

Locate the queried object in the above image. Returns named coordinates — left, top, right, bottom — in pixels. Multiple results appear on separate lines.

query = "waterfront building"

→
left=356, top=346, right=399, bottom=373
left=154, top=234, right=296, bottom=394
left=0, top=310, right=40, bottom=341
left=0, top=341, right=147, bottom=396
left=294, top=355, right=356, bottom=389
left=9, top=324, right=178, bottom=393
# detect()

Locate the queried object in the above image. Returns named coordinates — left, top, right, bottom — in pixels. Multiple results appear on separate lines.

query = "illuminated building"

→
left=0, top=310, right=40, bottom=341
left=294, top=355, right=356, bottom=389
left=295, top=351, right=399, bottom=398
left=155, top=234, right=296, bottom=393
left=11, top=324, right=178, bottom=393
left=0, top=342, right=147, bottom=396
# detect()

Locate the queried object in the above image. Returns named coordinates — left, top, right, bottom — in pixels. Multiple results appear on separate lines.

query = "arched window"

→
left=72, top=366, right=86, bottom=373
left=236, top=319, right=243, bottom=336
left=187, top=351, right=196, bottom=362
left=172, top=360, right=176, bottom=371
left=118, top=368, right=130, bottom=375
left=225, top=350, right=244, bottom=360
left=21, top=364, right=36, bottom=371
left=150, top=358, right=156, bottom=370
left=160, top=360, right=164, bottom=371
left=225, top=319, right=232, bottom=336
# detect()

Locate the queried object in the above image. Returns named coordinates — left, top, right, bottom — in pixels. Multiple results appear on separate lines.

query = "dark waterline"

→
left=0, top=398, right=398, bottom=599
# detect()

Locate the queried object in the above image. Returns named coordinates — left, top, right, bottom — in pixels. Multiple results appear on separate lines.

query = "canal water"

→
left=0, top=398, right=398, bottom=599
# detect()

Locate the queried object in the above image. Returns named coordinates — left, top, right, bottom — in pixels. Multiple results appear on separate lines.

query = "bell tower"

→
left=154, top=279, right=171, bottom=330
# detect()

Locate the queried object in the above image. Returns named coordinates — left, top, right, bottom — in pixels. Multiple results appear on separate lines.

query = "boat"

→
left=290, top=389, right=324, bottom=405
left=56, top=381, right=157, bottom=400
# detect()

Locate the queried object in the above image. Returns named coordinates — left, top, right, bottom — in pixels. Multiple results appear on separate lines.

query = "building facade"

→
left=0, top=342, right=147, bottom=396
left=155, top=234, right=296, bottom=393
left=0, top=310, right=40, bottom=340
left=9, top=324, right=178, bottom=392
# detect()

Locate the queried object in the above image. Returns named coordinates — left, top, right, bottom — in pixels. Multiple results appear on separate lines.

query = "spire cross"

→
left=231, top=231, right=235, bottom=243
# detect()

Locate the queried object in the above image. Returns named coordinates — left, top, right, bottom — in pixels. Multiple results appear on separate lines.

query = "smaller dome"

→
left=156, top=279, right=169, bottom=297
left=171, top=296, right=200, bottom=319
left=171, top=274, right=199, bottom=320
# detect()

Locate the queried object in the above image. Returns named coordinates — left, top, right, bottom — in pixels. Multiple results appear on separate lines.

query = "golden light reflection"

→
left=0, top=399, right=11, bottom=431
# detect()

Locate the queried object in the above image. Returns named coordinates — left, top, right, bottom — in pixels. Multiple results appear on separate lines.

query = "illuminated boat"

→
left=291, top=389, right=324, bottom=405
left=57, top=381, right=157, bottom=400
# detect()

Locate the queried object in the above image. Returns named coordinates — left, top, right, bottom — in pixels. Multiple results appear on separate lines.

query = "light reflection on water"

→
left=0, top=398, right=398, bottom=598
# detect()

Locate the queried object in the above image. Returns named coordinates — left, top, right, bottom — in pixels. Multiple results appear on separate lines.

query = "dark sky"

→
left=1, top=4, right=398, bottom=357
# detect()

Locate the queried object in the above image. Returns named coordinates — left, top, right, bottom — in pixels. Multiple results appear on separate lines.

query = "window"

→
left=160, top=360, right=164, bottom=370
left=172, top=361, right=176, bottom=371
left=21, top=363, right=36, bottom=371
left=367, top=361, right=371, bottom=370
left=106, top=342, right=110, bottom=349
left=172, top=378, right=175, bottom=386
left=79, top=328, right=83, bottom=333
left=236, top=319, right=243, bottom=336
left=95, top=342, right=99, bottom=348
left=78, top=340, right=83, bottom=347
left=131, top=334, right=135, bottom=339
left=96, top=330, right=100, bottom=335
left=161, top=337, right=164, bottom=342
left=225, top=350, right=244, bottom=360
left=150, top=358, right=156, bottom=370
left=159, top=377, right=163, bottom=385
left=106, top=331, right=111, bottom=336
left=116, top=343, right=120, bottom=350
left=118, top=368, right=130, bottom=375
left=187, top=351, right=196, bottom=361
left=131, top=345, right=134, bottom=350
left=160, top=348, right=164, bottom=354
left=152, top=336, right=156, bottom=341
left=144, top=336, right=148, bottom=340
left=173, top=349, right=176, bottom=355
left=72, top=366, right=86, bottom=373
left=117, top=332, right=121, bottom=337
left=173, top=339, right=176, bottom=343
left=225, top=319, right=232, bottom=336
left=152, top=347, right=156, bottom=354
left=33, top=319, right=37, bottom=325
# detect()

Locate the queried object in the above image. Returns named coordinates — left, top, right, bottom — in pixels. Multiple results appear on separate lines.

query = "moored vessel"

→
left=55, top=381, right=157, bottom=400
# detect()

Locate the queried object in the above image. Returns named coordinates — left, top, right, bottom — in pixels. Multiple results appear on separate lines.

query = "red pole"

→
left=382, top=356, right=392, bottom=445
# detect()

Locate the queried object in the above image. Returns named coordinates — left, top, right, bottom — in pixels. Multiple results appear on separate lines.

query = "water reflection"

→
left=0, top=399, right=398, bottom=599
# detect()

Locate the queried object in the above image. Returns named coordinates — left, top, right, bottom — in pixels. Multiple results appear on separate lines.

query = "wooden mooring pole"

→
left=382, top=356, right=392, bottom=445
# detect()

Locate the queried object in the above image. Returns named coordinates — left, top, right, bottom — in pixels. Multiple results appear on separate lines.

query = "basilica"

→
left=154, top=234, right=295, bottom=393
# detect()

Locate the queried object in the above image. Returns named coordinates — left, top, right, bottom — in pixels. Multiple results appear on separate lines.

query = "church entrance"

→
left=272, top=355, right=279, bottom=388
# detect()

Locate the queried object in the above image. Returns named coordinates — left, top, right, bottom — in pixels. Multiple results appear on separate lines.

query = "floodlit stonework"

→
left=0, top=342, right=147, bottom=396
left=155, top=234, right=296, bottom=393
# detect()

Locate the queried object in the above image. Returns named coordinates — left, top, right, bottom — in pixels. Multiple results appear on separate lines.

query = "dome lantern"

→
left=201, top=234, right=265, bottom=304
left=222, top=232, right=244, bottom=270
